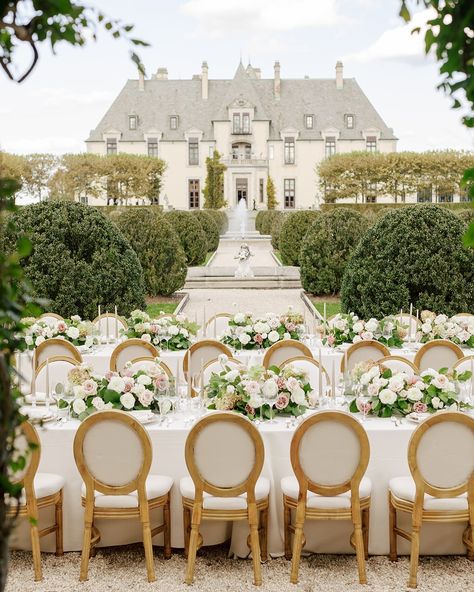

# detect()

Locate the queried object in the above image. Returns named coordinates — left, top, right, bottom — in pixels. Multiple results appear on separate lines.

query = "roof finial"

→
left=239, top=49, right=243, bottom=65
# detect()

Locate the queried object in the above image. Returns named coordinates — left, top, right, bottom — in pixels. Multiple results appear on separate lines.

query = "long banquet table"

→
left=10, top=412, right=468, bottom=557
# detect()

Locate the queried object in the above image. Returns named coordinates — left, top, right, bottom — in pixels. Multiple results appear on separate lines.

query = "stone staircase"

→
left=184, top=265, right=301, bottom=289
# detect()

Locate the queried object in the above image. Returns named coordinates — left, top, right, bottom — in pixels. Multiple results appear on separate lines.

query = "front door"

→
left=236, top=178, right=248, bottom=206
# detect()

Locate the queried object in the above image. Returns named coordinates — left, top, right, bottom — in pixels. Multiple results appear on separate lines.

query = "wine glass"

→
left=335, top=377, right=345, bottom=408
left=356, top=385, right=371, bottom=422
left=264, top=389, right=279, bottom=424
left=382, top=323, right=392, bottom=344
left=52, top=382, right=67, bottom=420
left=61, top=386, right=75, bottom=422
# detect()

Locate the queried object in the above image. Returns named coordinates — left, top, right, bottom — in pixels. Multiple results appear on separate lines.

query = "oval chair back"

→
left=378, top=355, right=419, bottom=376
left=413, top=340, right=463, bottom=372
left=262, top=340, right=312, bottom=369
left=129, top=356, right=174, bottom=378
left=280, top=356, right=330, bottom=395
left=92, top=313, right=128, bottom=341
left=34, top=339, right=82, bottom=371
left=33, top=355, right=80, bottom=399
left=110, top=339, right=160, bottom=372
left=205, top=313, right=232, bottom=338
left=38, top=313, right=64, bottom=327
left=452, top=355, right=474, bottom=374
left=183, top=340, right=232, bottom=382
left=341, top=340, right=390, bottom=374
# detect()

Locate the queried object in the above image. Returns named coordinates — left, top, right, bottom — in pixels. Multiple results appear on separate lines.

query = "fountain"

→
left=227, top=199, right=248, bottom=239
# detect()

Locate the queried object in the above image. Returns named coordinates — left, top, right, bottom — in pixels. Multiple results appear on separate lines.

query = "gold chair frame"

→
left=130, top=356, right=174, bottom=378
left=378, top=355, right=419, bottom=374
left=32, top=355, right=80, bottom=396
left=262, top=339, right=312, bottom=369
left=280, top=355, right=331, bottom=388
left=73, top=410, right=171, bottom=583
left=340, top=340, right=390, bottom=374
left=34, top=338, right=82, bottom=372
left=205, top=313, right=232, bottom=330
left=92, top=312, right=128, bottom=331
left=7, top=421, right=63, bottom=581
left=413, top=339, right=463, bottom=371
left=389, top=412, right=474, bottom=588
left=39, top=312, right=64, bottom=322
left=284, top=410, right=371, bottom=585
left=182, top=340, right=232, bottom=379
left=182, top=412, right=269, bottom=586
left=109, top=339, right=160, bottom=372
left=452, top=355, right=474, bottom=372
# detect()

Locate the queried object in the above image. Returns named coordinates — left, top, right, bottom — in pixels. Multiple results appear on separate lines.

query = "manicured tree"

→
left=259, top=210, right=280, bottom=236
left=192, top=210, right=220, bottom=251
left=203, top=150, right=227, bottom=209
left=270, top=212, right=288, bottom=251
left=165, top=211, right=208, bottom=265
left=116, top=209, right=187, bottom=296
left=266, top=175, right=278, bottom=209
left=341, top=205, right=474, bottom=317
left=279, top=210, right=319, bottom=266
left=205, top=209, right=228, bottom=234
left=255, top=210, right=265, bottom=233
left=300, top=209, right=368, bottom=295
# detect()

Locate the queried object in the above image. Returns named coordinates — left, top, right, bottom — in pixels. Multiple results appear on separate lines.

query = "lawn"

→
left=145, top=299, right=180, bottom=317
left=309, top=298, right=341, bottom=317
left=272, top=250, right=283, bottom=264
left=201, top=251, right=215, bottom=266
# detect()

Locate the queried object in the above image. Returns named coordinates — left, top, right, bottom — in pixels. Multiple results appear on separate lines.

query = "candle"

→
left=17, top=351, right=22, bottom=394
left=176, top=362, right=181, bottom=395
left=331, top=359, right=336, bottom=400
left=318, top=348, right=323, bottom=396
left=200, top=357, right=204, bottom=397
left=106, top=311, right=109, bottom=343
left=98, top=304, right=101, bottom=319
left=471, top=359, right=474, bottom=399
left=115, top=305, right=118, bottom=341
left=32, top=349, right=37, bottom=408
left=323, top=302, right=327, bottom=328
left=409, top=303, right=413, bottom=342
left=399, top=308, right=403, bottom=325
left=188, top=361, right=192, bottom=398
left=416, top=309, right=419, bottom=340
left=45, top=357, right=50, bottom=410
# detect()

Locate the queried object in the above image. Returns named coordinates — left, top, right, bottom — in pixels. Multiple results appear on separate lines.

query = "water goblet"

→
left=356, top=386, right=371, bottom=422
left=264, top=391, right=279, bottom=424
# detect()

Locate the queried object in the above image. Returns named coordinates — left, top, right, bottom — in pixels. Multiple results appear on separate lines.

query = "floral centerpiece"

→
left=122, top=309, right=199, bottom=351
left=21, top=315, right=97, bottom=350
left=418, top=367, right=472, bottom=413
left=322, top=313, right=406, bottom=348
left=205, top=355, right=314, bottom=420
left=65, top=359, right=170, bottom=420
left=220, top=308, right=304, bottom=350
left=418, top=311, right=474, bottom=348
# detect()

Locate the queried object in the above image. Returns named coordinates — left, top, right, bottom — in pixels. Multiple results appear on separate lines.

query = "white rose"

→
left=421, top=322, right=432, bottom=334
left=168, top=325, right=179, bottom=336
left=92, top=396, right=105, bottom=410
left=406, top=387, right=423, bottom=402
left=131, top=383, right=145, bottom=396
left=352, top=335, right=362, bottom=344
left=367, top=383, right=380, bottom=397
left=432, top=375, right=449, bottom=390
left=361, top=331, right=373, bottom=341
left=290, top=386, right=306, bottom=405
left=73, top=399, right=86, bottom=415
left=226, top=385, right=235, bottom=395
left=137, top=374, right=152, bottom=386
left=120, top=392, right=135, bottom=410
left=379, top=389, right=397, bottom=405
left=421, top=368, right=438, bottom=379
left=283, top=332, right=291, bottom=340
left=73, top=385, right=86, bottom=399
left=365, top=319, right=379, bottom=333
left=388, top=376, right=405, bottom=393
left=434, top=314, right=447, bottom=325
left=108, top=376, right=126, bottom=393
left=224, top=370, right=239, bottom=382
left=268, top=330, right=280, bottom=343
left=25, top=335, right=33, bottom=346
left=360, top=372, right=372, bottom=386
left=253, top=322, right=266, bottom=334
left=431, top=396, right=442, bottom=409
left=66, top=326, right=80, bottom=340
left=353, top=321, right=364, bottom=334
left=457, top=330, right=471, bottom=343
left=218, top=354, right=229, bottom=365
left=234, top=313, right=245, bottom=324
left=238, top=333, right=251, bottom=345
left=35, top=335, right=45, bottom=347
left=262, top=379, right=278, bottom=399
left=268, top=318, right=280, bottom=329
left=138, top=389, right=154, bottom=407
left=334, top=319, right=347, bottom=331
left=180, top=328, right=189, bottom=338
left=140, top=333, right=151, bottom=343
left=368, top=366, right=380, bottom=379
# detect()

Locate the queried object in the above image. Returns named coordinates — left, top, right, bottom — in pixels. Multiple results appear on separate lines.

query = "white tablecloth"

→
left=10, top=413, right=467, bottom=556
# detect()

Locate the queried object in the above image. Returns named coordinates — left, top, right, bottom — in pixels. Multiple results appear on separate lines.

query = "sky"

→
left=0, top=0, right=473, bottom=155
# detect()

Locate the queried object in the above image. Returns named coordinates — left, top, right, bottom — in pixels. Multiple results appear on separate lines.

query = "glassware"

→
left=357, top=385, right=371, bottom=422
left=264, top=390, right=278, bottom=423
left=61, top=386, right=75, bottom=421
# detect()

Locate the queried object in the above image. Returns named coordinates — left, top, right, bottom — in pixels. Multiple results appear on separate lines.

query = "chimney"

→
left=156, top=67, right=168, bottom=80
left=201, top=61, right=208, bottom=100
left=335, top=61, right=343, bottom=89
left=138, top=70, right=145, bottom=91
left=274, top=60, right=281, bottom=100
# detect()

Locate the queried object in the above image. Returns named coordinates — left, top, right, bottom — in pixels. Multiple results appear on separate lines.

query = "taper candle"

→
left=106, top=311, right=109, bottom=343
left=409, top=303, right=413, bottom=342
left=203, top=306, right=207, bottom=337
left=471, top=359, right=474, bottom=399
left=331, top=359, right=336, bottom=399
left=318, top=348, right=323, bottom=396
left=213, top=316, right=217, bottom=339
left=32, top=349, right=37, bottom=408
left=45, top=357, right=50, bottom=410
left=114, top=305, right=118, bottom=341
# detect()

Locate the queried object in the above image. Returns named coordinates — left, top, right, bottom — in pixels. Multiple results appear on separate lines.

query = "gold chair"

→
left=389, top=412, right=474, bottom=588
left=31, top=355, right=80, bottom=403
left=205, top=313, right=232, bottom=338
left=129, top=356, right=174, bottom=378
left=413, top=339, right=463, bottom=372
left=109, top=339, right=160, bottom=372
left=73, top=410, right=173, bottom=582
left=378, top=355, right=419, bottom=376
left=181, top=412, right=269, bottom=586
left=452, top=354, right=474, bottom=374
left=452, top=313, right=474, bottom=323
left=38, top=312, right=64, bottom=326
left=7, top=421, right=64, bottom=581
left=280, top=355, right=330, bottom=394
left=282, top=410, right=371, bottom=585
left=340, top=340, right=390, bottom=374
left=34, top=338, right=82, bottom=371
left=202, top=356, right=243, bottom=386
left=92, top=313, right=128, bottom=341
left=182, top=340, right=232, bottom=385
left=262, top=339, right=312, bottom=369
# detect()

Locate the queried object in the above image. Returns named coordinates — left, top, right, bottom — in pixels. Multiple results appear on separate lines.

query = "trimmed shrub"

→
left=255, top=210, right=265, bottom=232
left=192, top=210, right=220, bottom=251
left=4, top=201, right=146, bottom=318
left=165, top=210, right=207, bottom=265
left=116, top=208, right=187, bottom=296
left=456, top=208, right=474, bottom=225
left=279, top=210, right=320, bottom=266
left=300, top=209, right=369, bottom=295
left=205, top=209, right=228, bottom=234
left=341, top=205, right=474, bottom=317
left=270, top=212, right=288, bottom=250
left=260, top=210, right=280, bottom=236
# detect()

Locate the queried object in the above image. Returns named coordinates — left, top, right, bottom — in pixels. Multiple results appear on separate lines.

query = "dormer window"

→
left=366, top=136, right=377, bottom=152
left=129, top=115, right=137, bottom=130
left=304, top=115, right=314, bottom=129
left=170, top=116, right=178, bottom=130
left=242, top=113, right=250, bottom=133
left=346, top=114, right=355, bottom=129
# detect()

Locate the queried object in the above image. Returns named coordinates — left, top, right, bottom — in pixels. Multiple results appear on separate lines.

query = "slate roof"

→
left=86, top=63, right=396, bottom=143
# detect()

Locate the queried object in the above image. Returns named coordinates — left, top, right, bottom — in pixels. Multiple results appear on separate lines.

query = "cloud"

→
left=3, top=136, right=83, bottom=155
left=181, top=0, right=346, bottom=36
left=344, top=9, right=435, bottom=64
left=33, top=88, right=115, bottom=107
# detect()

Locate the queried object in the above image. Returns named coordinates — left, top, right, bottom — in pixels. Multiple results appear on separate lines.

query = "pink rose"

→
left=413, top=401, right=428, bottom=413
left=327, top=334, right=335, bottom=346
left=275, top=394, right=289, bottom=410
left=123, top=377, right=134, bottom=392
left=277, top=377, right=286, bottom=390
left=105, top=370, right=115, bottom=381
left=356, top=400, right=372, bottom=414
left=254, top=334, right=264, bottom=345
left=245, top=404, right=255, bottom=416
left=83, top=379, right=97, bottom=396
left=57, top=321, right=66, bottom=333
left=285, top=322, right=296, bottom=332
left=407, top=375, right=419, bottom=385
left=138, top=389, right=154, bottom=407
left=154, top=374, right=169, bottom=392
left=121, top=368, right=133, bottom=378
left=150, top=324, right=159, bottom=334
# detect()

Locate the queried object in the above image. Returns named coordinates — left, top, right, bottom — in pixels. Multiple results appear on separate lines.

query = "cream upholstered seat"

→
left=38, top=312, right=63, bottom=327
left=73, top=410, right=173, bottom=583
left=413, top=340, right=463, bottom=372
left=183, top=340, right=232, bottom=387
left=341, top=340, right=390, bottom=374
left=32, top=356, right=80, bottom=399
left=202, top=357, right=243, bottom=386
left=34, top=338, right=82, bottom=370
left=181, top=412, right=269, bottom=586
left=93, top=313, right=128, bottom=341
left=453, top=355, right=474, bottom=374
left=452, top=313, right=474, bottom=323
left=109, top=339, right=160, bottom=372
left=389, top=412, right=474, bottom=589
left=7, top=422, right=64, bottom=581
left=378, top=355, right=419, bottom=376
left=129, top=356, right=173, bottom=378
left=262, top=339, right=312, bottom=369
left=205, top=313, right=232, bottom=338
left=282, top=410, right=371, bottom=585
left=280, top=356, right=330, bottom=396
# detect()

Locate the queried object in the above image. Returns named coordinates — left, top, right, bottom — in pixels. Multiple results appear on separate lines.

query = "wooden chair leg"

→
left=183, top=506, right=191, bottom=559
left=353, top=518, right=367, bottom=585
left=362, top=507, right=370, bottom=560
left=284, top=500, right=292, bottom=560
left=290, top=500, right=306, bottom=585
left=408, top=526, right=421, bottom=589
left=185, top=502, right=202, bottom=585
left=139, top=499, right=157, bottom=583
left=388, top=494, right=398, bottom=562
left=55, top=490, right=64, bottom=556
left=28, top=501, right=42, bottom=582
left=259, top=504, right=268, bottom=562
left=163, top=494, right=172, bottom=559
left=248, top=502, right=262, bottom=586
left=80, top=505, right=93, bottom=582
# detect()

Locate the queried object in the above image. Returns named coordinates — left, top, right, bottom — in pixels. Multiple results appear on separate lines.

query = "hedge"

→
left=260, top=210, right=280, bottom=236
left=341, top=205, right=474, bottom=317
left=205, top=209, right=228, bottom=234
left=192, top=210, right=220, bottom=252
left=116, top=208, right=187, bottom=296
left=270, top=212, right=288, bottom=250
left=279, top=210, right=320, bottom=266
left=4, top=201, right=146, bottom=318
left=165, top=210, right=208, bottom=265
left=300, top=209, right=368, bottom=295
left=255, top=210, right=265, bottom=232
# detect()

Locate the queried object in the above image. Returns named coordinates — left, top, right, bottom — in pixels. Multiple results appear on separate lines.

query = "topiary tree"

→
left=203, top=150, right=227, bottom=209
left=341, top=205, right=474, bottom=318
left=3, top=201, right=146, bottom=318
left=300, top=209, right=369, bottom=295
left=116, top=208, right=187, bottom=296
left=255, top=210, right=265, bottom=233
left=270, top=211, right=288, bottom=251
left=165, top=210, right=207, bottom=266
left=266, top=175, right=278, bottom=209
left=192, top=210, right=220, bottom=251
left=456, top=208, right=474, bottom=226
left=279, top=210, right=320, bottom=266
left=260, top=210, right=280, bottom=236
left=205, top=209, right=228, bottom=234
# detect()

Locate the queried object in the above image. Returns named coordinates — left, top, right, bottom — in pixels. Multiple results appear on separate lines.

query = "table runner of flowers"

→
left=21, top=315, right=98, bottom=350
left=122, top=309, right=198, bottom=351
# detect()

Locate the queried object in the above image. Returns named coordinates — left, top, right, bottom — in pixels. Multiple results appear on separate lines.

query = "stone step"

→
left=186, top=265, right=299, bottom=278
left=184, top=277, right=302, bottom=289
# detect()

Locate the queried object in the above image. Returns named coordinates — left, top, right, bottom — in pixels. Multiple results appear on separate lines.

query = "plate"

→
left=129, top=410, right=156, bottom=424
left=21, top=407, right=55, bottom=423
left=406, top=412, right=430, bottom=424
left=24, top=393, right=57, bottom=406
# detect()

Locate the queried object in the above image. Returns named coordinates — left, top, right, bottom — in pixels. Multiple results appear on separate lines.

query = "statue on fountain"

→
left=234, top=243, right=254, bottom=278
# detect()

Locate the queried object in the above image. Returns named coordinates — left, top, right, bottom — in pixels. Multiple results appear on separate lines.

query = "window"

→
left=284, top=179, right=295, bottom=208
left=325, top=137, right=336, bottom=158
left=268, top=145, right=274, bottom=160
left=188, top=179, right=200, bottom=209
left=129, top=115, right=137, bottom=130
left=233, top=113, right=240, bottom=134
left=417, top=186, right=432, bottom=203
left=284, top=137, right=295, bottom=164
left=346, top=114, right=354, bottom=129
left=79, top=195, right=88, bottom=205
left=106, top=139, right=117, bottom=155
left=188, top=139, right=199, bottom=165
left=305, top=115, right=314, bottom=129
left=209, top=145, right=214, bottom=158
left=170, top=116, right=178, bottom=130
left=242, top=113, right=250, bottom=133
left=438, top=191, right=453, bottom=203
left=259, top=178, right=264, bottom=203
left=147, top=138, right=158, bottom=157
left=366, top=136, right=377, bottom=152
